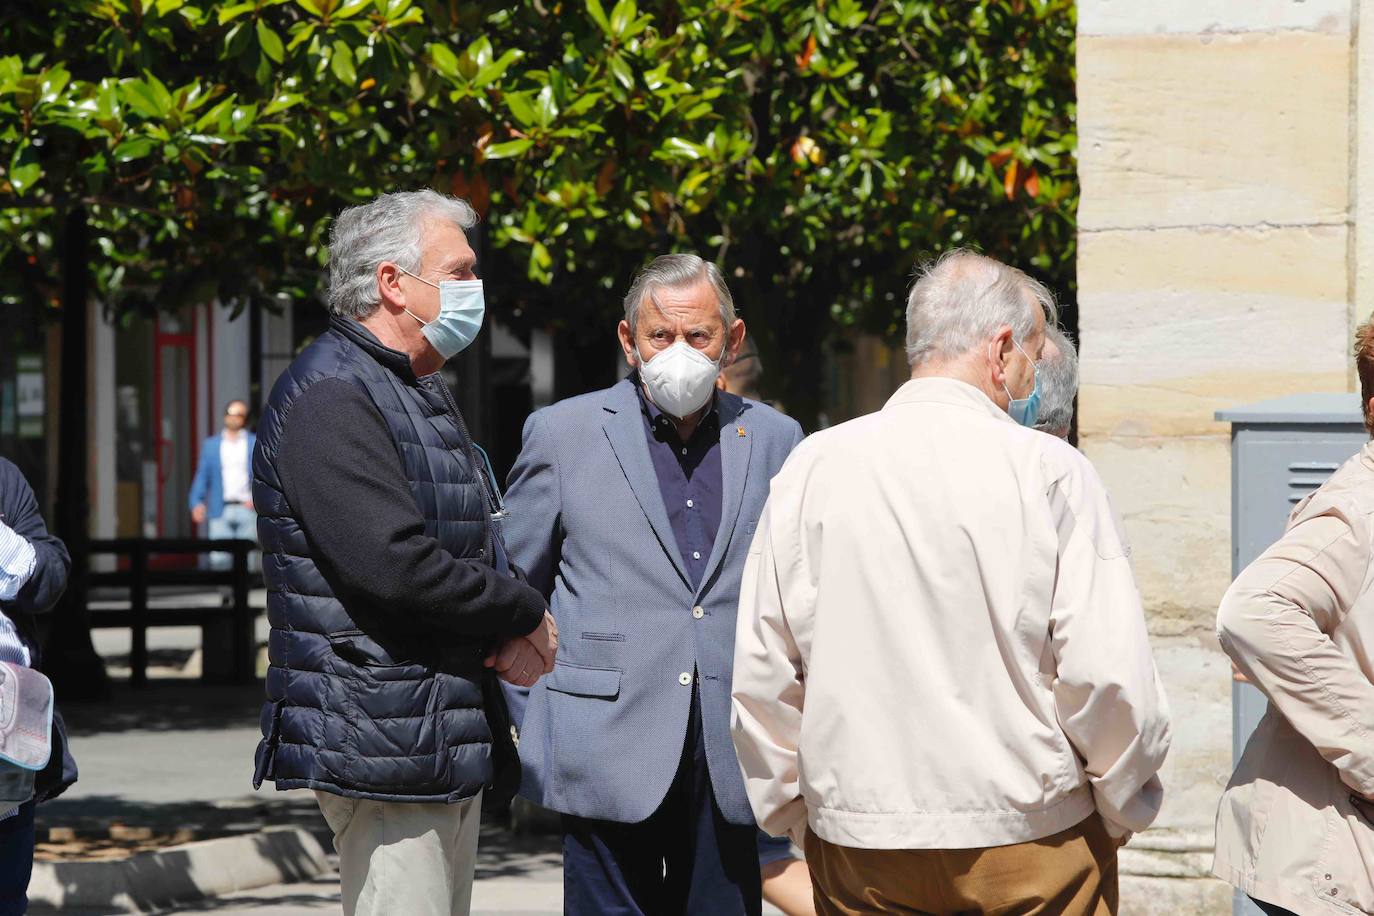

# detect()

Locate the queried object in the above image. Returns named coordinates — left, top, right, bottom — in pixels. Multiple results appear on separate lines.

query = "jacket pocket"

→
left=581, top=632, right=626, bottom=642
left=327, top=630, right=426, bottom=672
left=545, top=662, right=621, bottom=699
left=1312, top=792, right=1374, bottom=913
left=252, top=699, right=285, bottom=789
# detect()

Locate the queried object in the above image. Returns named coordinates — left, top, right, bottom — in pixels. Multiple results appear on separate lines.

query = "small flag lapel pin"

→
left=737, top=425, right=747, bottom=438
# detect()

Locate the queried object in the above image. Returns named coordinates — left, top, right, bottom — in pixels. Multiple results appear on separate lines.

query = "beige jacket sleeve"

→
left=1216, top=507, right=1374, bottom=798
left=1048, top=463, right=1172, bottom=838
left=731, top=500, right=810, bottom=842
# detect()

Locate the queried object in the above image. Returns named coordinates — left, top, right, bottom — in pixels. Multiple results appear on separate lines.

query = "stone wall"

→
left=1077, top=2, right=1357, bottom=911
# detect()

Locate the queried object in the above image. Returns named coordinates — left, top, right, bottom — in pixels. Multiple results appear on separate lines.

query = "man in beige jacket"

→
left=1213, top=320, right=1374, bottom=916
left=731, top=250, right=1171, bottom=915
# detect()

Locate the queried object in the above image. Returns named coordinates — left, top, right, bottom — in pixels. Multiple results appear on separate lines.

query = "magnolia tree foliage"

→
left=0, top=0, right=1075, bottom=421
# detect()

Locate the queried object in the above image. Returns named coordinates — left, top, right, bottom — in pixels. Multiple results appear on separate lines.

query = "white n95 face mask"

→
left=638, top=341, right=721, bottom=419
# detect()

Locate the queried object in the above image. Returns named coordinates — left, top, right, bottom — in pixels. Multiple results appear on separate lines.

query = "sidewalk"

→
left=39, top=621, right=565, bottom=914
left=41, top=625, right=785, bottom=914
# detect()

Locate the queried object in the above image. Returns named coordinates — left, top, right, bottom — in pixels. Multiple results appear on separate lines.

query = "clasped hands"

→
left=484, top=610, right=558, bottom=688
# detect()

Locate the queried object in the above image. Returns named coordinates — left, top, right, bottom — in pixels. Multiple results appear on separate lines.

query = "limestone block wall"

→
left=1077, top=3, right=1356, bottom=911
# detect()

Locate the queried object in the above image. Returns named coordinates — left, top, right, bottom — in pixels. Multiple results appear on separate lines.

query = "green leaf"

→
left=334, top=0, right=371, bottom=19
left=472, top=49, right=522, bottom=88
left=256, top=20, right=285, bottom=63
left=535, top=84, right=558, bottom=126
left=217, top=2, right=256, bottom=24
left=112, top=136, right=159, bottom=162
left=660, top=136, right=706, bottom=160
left=484, top=138, right=533, bottom=159
left=194, top=97, right=234, bottom=131
left=680, top=100, right=712, bottom=120
left=262, top=91, right=303, bottom=116
left=607, top=54, right=634, bottom=90
left=286, top=23, right=317, bottom=51
left=7, top=145, right=40, bottom=195
left=120, top=79, right=168, bottom=118
left=609, top=0, right=635, bottom=38
left=505, top=91, right=538, bottom=128
left=563, top=91, right=603, bottom=117
left=678, top=170, right=711, bottom=196
left=329, top=41, right=357, bottom=85
left=429, top=43, right=459, bottom=78
left=585, top=0, right=612, bottom=35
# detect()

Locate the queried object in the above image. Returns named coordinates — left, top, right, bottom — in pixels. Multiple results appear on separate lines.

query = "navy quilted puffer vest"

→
left=251, top=317, right=510, bottom=803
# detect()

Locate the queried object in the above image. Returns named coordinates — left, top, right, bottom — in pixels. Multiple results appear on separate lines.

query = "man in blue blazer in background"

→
left=188, top=399, right=257, bottom=568
left=502, top=254, right=803, bottom=915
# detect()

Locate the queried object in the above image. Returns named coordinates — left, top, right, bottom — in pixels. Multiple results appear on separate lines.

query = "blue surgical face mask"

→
left=1003, top=339, right=1041, bottom=428
left=397, top=266, right=485, bottom=359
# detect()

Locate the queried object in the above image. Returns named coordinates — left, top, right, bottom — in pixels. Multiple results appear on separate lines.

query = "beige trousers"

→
left=315, top=790, right=483, bottom=916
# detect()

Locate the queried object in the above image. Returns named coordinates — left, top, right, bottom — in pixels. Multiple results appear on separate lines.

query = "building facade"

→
left=1079, top=1, right=1363, bottom=910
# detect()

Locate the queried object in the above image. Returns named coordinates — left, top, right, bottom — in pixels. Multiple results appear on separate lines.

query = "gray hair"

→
left=904, top=249, right=1058, bottom=367
left=623, top=254, right=737, bottom=334
left=1033, top=324, right=1079, bottom=437
left=327, top=190, right=477, bottom=319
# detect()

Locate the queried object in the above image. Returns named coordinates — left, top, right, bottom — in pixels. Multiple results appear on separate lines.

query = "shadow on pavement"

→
left=37, top=793, right=326, bottom=843
left=58, top=681, right=265, bottom=735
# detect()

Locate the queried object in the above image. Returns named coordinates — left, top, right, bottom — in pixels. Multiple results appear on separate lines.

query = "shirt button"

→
left=692, top=551, right=701, bottom=560
left=692, top=606, right=704, bottom=619
left=678, top=672, right=692, bottom=686
left=686, top=499, right=694, bottom=508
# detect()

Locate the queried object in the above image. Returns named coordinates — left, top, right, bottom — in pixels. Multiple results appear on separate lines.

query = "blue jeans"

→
left=208, top=504, right=257, bottom=571
left=0, top=802, right=35, bottom=916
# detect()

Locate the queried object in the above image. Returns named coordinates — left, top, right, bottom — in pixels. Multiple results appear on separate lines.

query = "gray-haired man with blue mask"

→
left=731, top=249, right=1168, bottom=915
left=250, top=189, right=558, bottom=916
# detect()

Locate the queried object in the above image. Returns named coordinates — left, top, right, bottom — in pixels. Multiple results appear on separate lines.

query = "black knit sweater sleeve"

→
left=274, top=378, right=545, bottom=641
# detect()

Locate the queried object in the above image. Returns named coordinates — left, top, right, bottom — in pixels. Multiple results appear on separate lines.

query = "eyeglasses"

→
left=225, top=411, right=248, bottom=418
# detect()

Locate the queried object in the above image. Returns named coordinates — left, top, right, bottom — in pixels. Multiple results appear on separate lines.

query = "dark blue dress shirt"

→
left=636, top=377, right=722, bottom=590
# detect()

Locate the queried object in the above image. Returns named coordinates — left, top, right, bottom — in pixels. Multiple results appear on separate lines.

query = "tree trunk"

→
left=44, top=205, right=110, bottom=700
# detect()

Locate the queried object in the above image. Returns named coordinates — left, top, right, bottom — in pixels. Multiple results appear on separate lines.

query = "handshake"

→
left=483, top=610, right=558, bottom=688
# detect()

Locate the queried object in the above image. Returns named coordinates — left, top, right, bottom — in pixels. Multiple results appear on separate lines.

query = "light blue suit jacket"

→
left=501, top=377, right=803, bottom=825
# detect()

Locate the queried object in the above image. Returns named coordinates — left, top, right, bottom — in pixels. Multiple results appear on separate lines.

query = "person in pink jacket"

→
left=1213, top=320, right=1374, bottom=915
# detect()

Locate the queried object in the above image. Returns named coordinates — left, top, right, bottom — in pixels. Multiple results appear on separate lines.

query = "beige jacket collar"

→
left=884, top=376, right=1015, bottom=424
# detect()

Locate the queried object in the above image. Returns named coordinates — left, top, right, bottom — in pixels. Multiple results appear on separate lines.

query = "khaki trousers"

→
left=315, top=790, right=483, bottom=916
left=805, top=814, right=1119, bottom=916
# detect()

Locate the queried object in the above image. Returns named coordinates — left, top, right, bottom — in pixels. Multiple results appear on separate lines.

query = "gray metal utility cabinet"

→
left=1215, top=393, right=1367, bottom=916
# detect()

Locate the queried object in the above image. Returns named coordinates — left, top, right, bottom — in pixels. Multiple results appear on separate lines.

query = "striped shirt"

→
left=0, top=522, right=33, bottom=666
left=0, top=522, right=35, bottom=819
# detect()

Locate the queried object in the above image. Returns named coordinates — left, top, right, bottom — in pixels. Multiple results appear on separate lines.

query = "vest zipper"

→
left=431, top=376, right=496, bottom=562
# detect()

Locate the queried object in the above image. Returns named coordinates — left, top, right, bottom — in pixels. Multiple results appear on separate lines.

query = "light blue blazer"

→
left=501, top=377, right=803, bottom=825
left=188, top=432, right=256, bottom=520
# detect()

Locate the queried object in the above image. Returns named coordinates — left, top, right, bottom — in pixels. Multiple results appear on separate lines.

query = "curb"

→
left=28, top=825, right=330, bottom=914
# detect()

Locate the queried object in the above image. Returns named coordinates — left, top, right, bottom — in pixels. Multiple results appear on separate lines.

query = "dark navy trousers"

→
left=561, top=685, right=762, bottom=916
left=0, top=801, right=35, bottom=916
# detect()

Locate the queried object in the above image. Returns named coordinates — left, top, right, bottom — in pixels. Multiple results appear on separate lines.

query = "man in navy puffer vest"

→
left=251, top=190, right=558, bottom=916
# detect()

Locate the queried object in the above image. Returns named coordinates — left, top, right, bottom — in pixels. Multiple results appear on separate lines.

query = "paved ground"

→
left=52, top=622, right=785, bottom=914
left=51, top=623, right=566, bottom=914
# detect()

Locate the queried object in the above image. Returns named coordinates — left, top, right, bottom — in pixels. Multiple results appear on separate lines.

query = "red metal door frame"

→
left=151, top=309, right=198, bottom=546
